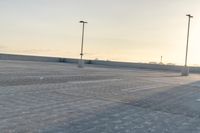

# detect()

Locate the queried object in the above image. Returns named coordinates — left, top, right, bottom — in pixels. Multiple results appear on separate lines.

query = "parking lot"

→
left=1, top=60, right=200, bottom=133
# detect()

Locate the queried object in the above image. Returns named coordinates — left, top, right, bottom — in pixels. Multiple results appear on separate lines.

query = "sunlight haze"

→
left=0, top=0, right=200, bottom=66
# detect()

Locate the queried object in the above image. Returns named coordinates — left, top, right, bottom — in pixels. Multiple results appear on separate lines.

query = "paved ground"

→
left=1, top=60, right=200, bottom=133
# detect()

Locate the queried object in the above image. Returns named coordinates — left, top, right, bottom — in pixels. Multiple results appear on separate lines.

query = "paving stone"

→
left=1, top=60, right=200, bottom=133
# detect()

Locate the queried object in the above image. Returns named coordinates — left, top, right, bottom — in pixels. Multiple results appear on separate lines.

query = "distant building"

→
left=166, top=63, right=175, bottom=66
left=149, top=62, right=157, bottom=64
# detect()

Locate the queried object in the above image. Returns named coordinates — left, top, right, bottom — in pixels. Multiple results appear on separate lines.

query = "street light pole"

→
left=185, top=14, right=193, bottom=67
left=182, top=14, right=193, bottom=76
left=78, top=20, right=87, bottom=67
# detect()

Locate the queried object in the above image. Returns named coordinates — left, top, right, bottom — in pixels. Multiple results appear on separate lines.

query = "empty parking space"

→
left=1, top=60, right=200, bottom=133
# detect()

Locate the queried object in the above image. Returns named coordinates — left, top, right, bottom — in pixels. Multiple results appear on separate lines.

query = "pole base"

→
left=78, top=60, right=84, bottom=68
left=181, top=67, right=189, bottom=76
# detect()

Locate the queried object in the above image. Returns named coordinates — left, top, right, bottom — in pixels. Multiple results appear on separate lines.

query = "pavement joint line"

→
left=122, top=84, right=173, bottom=92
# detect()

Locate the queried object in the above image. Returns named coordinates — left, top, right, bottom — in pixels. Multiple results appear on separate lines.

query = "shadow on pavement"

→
left=42, top=80, right=200, bottom=133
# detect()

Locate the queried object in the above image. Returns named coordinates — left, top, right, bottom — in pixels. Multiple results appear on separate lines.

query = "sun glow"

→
left=1, top=0, right=200, bottom=66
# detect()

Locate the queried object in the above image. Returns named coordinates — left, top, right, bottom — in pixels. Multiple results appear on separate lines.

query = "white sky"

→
left=0, top=0, right=200, bottom=65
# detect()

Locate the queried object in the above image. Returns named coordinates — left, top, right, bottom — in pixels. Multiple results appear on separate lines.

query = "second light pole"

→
left=78, top=20, right=88, bottom=68
left=182, top=14, right=193, bottom=76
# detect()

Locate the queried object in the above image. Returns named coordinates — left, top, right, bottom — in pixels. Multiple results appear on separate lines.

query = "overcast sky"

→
left=0, top=0, right=200, bottom=65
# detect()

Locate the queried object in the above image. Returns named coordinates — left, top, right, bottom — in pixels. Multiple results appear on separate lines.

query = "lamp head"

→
left=186, top=14, right=193, bottom=18
left=79, top=21, right=88, bottom=23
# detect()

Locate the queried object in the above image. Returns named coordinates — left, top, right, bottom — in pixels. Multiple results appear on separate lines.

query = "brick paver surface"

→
left=1, top=60, right=200, bottom=133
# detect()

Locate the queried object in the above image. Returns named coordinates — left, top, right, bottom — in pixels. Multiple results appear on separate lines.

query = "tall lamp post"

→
left=78, top=20, right=88, bottom=68
left=182, top=14, right=193, bottom=76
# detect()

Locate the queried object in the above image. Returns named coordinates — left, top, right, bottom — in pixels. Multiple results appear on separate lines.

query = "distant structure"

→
left=159, top=56, right=164, bottom=65
left=167, top=63, right=175, bottom=66
left=149, top=62, right=157, bottom=64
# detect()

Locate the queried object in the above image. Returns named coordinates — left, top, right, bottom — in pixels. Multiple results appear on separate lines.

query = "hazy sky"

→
left=0, top=0, right=200, bottom=65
